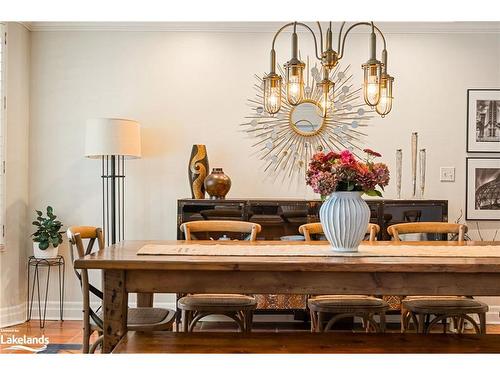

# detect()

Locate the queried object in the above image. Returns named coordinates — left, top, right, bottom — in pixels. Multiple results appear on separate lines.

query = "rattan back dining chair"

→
left=299, top=222, right=389, bottom=332
left=386, top=222, right=488, bottom=334
left=387, top=222, right=468, bottom=242
left=180, top=220, right=261, bottom=241
left=67, top=226, right=176, bottom=353
left=299, top=222, right=380, bottom=241
left=177, top=221, right=260, bottom=332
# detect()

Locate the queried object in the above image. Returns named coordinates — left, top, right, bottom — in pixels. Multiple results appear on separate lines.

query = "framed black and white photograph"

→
left=466, top=157, right=500, bottom=220
left=467, top=89, right=500, bottom=153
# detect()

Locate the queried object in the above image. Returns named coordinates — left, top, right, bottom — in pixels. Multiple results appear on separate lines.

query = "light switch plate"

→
left=440, top=167, right=455, bottom=182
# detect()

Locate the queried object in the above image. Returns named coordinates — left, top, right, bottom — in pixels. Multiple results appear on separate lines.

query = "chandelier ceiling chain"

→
left=263, top=21, right=394, bottom=118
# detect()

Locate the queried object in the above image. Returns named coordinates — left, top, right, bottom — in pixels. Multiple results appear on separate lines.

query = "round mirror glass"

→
left=290, top=101, right=324, bottom=135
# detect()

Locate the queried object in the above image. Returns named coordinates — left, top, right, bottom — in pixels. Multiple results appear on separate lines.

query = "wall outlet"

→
left=440, top=167, right=455, bottom=182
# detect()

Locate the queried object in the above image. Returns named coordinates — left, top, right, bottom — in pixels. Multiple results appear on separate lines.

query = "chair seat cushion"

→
left=402, top=296, right=488, bottom=314
left=404, top=295, right=468, bottom=302
left=128, top=307, right=174, bottom=325
left=308, top=295, right=389, bottom=313
left=178, top=294, right=257, bottom=310
left=97, top=307, right=175, bottom=326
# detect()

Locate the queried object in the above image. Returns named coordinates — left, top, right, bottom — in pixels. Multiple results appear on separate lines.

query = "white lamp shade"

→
left=85, top=118, right=142, bottom=159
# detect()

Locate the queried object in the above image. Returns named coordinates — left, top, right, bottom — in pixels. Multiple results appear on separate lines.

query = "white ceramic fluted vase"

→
left=319, top=191, right=370, bottom=252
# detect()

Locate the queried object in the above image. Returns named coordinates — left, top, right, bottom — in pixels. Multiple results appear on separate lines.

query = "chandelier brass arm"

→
left=337, top=22, right=346, bottom=53
left=270, top=22, right=322, bottom=63
left=338, top=21, right=387, bottom=60
left=316, top=22, right=324, bottom=54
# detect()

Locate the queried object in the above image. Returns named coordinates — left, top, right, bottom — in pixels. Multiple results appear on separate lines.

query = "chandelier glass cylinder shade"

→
left=262, top=21, right=394, bottom=117
left=375, top=50, right=394, bottom=117
left=286, top=60, right=305, bottom=105
left=263, top=72, right=282, bottom=114
left=362, top=62, right=382, bottom=106
left=317, top=68, right=335, bottom=117
left=263, top=49, right=282, bottom=115
left=285, top=29, right=306, bottom=105
left=376, top=73, right=394, bottom=116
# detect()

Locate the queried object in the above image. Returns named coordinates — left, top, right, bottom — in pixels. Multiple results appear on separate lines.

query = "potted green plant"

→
left=31, top=206, right=64, bottom=258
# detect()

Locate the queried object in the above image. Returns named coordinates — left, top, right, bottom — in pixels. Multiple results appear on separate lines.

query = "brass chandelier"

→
left=263, top=21, right=394, bottom=118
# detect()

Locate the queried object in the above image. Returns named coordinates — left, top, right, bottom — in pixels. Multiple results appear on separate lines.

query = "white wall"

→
left=18, top=25, right=500, bottom=322
left=0, top=23, right=30, bottom=327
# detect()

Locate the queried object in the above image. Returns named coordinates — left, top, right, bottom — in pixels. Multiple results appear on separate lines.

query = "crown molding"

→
left=19, top=22, right=33, bottom=31
left=27, top=21, right=500, bottom=34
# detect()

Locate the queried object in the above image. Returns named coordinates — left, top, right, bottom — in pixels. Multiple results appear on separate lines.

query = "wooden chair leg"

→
left=244, top=310, right=254, bottom=332
left=89, top=335, right=103, bottom=354
left=181, top=309, right=189, bottom=333
left=317, top=312, right=324, bottom=333
left=451, top=317, right=458, bottom=332
left=82, top=323, right=91, bottom=353
left=417, top=313, right=426, bottom=334
left=400, top=310, right=407, bottom=333
left=457, top=316, right=463, bottom=333
left=310, top=311, right=317, bottom=332
left=362, top=315, right=370, bottom=333
left=479, top=313, right=487, bottom=334
left=379, top=312, right=386, bottom=333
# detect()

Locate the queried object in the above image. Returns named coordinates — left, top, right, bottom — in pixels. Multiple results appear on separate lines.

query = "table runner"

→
left=137, top=243, right=500, bottom=257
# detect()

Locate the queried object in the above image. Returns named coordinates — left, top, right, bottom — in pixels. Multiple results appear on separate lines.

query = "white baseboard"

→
left=0, top=303, right=26, bottom=328
left=487, top=308, right=500, bottom=324
left=1, top=301, right=179, bottom=323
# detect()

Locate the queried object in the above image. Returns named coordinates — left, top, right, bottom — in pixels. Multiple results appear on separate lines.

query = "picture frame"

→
left=466, top=157, right=500, bottom=220
left=467, top=89, right=500, bottom=153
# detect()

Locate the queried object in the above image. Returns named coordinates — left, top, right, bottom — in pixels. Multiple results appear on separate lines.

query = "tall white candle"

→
left=411, top=132, right=418, bottom=198
left=396, top=149, right=402, bottom=199
left=419, top=149, right=426, bottom=198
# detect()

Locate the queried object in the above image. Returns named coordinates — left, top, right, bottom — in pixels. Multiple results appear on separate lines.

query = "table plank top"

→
left=74, top=240, right=500, bottom=273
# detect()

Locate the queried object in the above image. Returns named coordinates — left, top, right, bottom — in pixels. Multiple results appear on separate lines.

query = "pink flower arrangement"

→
left=306, top=149, right=390, bottom=198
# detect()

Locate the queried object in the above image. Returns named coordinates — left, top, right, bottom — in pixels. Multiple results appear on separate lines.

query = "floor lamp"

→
left=84, top=118, right=142, bottom=245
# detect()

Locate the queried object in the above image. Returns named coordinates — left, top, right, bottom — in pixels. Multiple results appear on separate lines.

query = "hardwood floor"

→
left=0, top=320, right=99, bottom=354
left=2, top=319, right=500, bottom=354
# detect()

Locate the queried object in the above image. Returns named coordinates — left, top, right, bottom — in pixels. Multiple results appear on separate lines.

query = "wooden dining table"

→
left=74, top=240, right=500, bottom=353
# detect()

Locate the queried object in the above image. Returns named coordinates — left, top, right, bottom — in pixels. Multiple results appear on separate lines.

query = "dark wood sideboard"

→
left=177, top=198, right=448, bottom=241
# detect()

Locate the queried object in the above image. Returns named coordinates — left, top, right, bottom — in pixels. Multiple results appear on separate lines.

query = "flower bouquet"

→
left=306, top=149, right=390, bottom=199
left=306, top=149, right=390, bottom=252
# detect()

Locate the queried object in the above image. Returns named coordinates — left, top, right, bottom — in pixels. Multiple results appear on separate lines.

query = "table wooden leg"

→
left=137, top=293, right=154, bottom=307
left=417, top=313, right=426, bottom=334
left=103, top=269, right=128, bottom=353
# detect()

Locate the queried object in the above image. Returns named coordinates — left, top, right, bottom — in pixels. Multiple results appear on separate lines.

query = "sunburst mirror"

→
left=241, top=59, right=375, bottom=185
